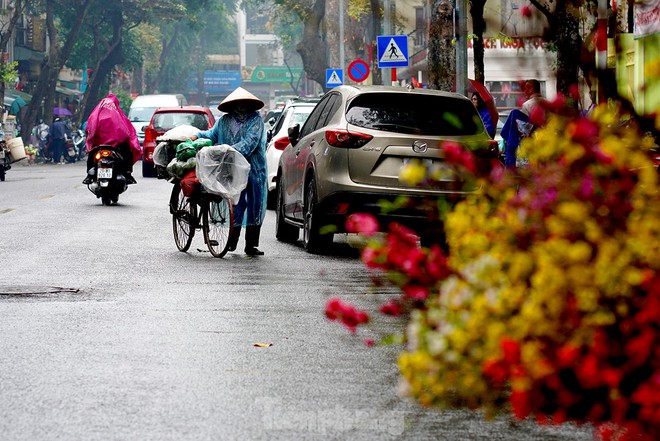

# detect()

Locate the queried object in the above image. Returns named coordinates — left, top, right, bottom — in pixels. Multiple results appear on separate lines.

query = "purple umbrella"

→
left=53, top=107, right=72, bottom=117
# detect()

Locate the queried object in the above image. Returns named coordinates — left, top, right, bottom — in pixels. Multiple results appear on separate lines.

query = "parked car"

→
left=141, top=106, right=215, bottom=177
left=263, top=109, right=282, bottom=131
left=128, top=94, right=188, bottom=147
left=265, top=97, right=320, bottom=208
left=275, top=85, right=499, bottom=253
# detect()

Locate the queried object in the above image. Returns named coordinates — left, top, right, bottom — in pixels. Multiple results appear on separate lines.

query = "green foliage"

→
left=113, top=89, right=134, bottom=114
left=0, top=61, right=18, bottom=86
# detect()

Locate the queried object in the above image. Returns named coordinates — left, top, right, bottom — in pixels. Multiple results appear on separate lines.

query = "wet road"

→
left=0, top=160, right=594, bottom=440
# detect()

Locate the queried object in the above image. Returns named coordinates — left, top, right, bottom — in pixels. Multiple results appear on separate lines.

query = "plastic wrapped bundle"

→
left=196, top=145, right=251, bottom=205
left=166, top=157, right=197, bottom=179
left=156, top=124, right=199, bottom=142
left=153, top=142, right=172, bottom=167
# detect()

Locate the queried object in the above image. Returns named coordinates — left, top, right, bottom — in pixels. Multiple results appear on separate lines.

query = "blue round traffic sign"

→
left=347, top=59, right=370, bottom=83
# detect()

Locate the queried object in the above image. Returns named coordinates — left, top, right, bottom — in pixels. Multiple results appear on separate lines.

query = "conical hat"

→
left=218, top=87, right=264, bottom=113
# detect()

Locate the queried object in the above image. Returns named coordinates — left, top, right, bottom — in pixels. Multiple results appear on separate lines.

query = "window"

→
left=346, top=93, right=481, bottom=136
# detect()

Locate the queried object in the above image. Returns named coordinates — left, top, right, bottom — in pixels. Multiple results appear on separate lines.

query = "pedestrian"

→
left=521, top=79, right=547, bottom=126
left=82, top=93, right=140, bottom=184
left=47, top=117, right=71, bottom=164
left=190, top=87, right=267, bottom=256
left=471, top=92, right=496, bottom=138
left=32, top=119, right=50, bottom=161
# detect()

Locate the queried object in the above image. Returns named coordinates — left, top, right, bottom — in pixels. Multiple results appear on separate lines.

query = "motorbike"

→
left=84, top=145, right=130, bottom=205
left=63, top=136, right=79, bottom=163
left=0, top=138, right=10, bottom=182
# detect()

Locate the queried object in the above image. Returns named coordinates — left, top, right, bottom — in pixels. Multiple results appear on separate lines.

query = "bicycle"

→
left=169, top=179, right=234, bottom=258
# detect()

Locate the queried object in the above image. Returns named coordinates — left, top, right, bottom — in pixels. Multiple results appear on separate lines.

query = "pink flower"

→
left=345, top=213, right=379, bottom=235
left=324, top=297, right=370, bottom=333
left=380, top=299, right=404, bottom=316
left=569, top=119, right=600, bottom=146
left=364, top=338, right=375, bottom=347
left=403, top=285, right=429, bottom=302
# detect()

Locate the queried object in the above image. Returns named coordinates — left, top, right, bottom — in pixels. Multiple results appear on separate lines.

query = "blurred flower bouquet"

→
left=24, top=145, right=39, bottom=164
left=326, top=102, right=659, bottom=440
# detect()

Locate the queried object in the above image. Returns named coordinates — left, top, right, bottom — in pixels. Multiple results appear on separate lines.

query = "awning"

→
left=56, top=86, right=83, bottom=97
left=5, top=89, right=32, bottom=103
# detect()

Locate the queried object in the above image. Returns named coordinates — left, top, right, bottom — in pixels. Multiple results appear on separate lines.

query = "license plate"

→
left=98, top=167, right=113, bottom=179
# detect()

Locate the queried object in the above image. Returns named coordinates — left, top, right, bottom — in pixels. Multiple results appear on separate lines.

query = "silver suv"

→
left=275, top=85, right=499, bottom=253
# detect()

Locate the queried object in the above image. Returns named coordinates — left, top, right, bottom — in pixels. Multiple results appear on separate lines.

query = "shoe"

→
left=244, top=247, right=264, bottom=256
left=82, top=176, right=93, bottom=185
left=125, top=174, right=137, bottom=184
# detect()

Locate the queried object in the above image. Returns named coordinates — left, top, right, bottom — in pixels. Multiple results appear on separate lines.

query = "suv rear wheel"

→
left=303, top=177, right=333, bottom=253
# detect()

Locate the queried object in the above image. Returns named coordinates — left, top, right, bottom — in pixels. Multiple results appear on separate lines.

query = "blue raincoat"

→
left=196, top=112, right=267, bottom=227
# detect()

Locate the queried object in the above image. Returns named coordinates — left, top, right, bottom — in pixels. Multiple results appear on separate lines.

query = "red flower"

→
left=403, top=285, right=429, bottom=302
left=324, top=297, right=370, bottom=333
left=380, top=299, right=404, bottom=316
left=557, top=344, right=581, bottom=368
left=500, top=337, right=521, bottom=365
left=483, top=358, right=509, bottom=385
left=569, top=118, right=600, bottom=146
left=345, top=213, right=379, bottom=235
left=510, top=389, right=531, bottom=419
left=521, top=5, right=532, bottom=18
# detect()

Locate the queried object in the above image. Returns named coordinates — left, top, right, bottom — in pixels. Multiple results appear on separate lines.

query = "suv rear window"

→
left=346, top=93, right=482, bottom=136
left=153, top=113, right=210, bottom=130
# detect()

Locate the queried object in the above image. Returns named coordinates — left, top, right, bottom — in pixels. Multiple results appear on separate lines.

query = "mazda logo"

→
left=412, top=140, right=428, bottom=153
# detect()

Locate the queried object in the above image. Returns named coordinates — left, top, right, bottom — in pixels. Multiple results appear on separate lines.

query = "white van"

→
left=128, top=94, right=187, bottom=145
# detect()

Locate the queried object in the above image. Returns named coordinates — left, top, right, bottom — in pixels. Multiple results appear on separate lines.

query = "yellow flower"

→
left=399, top=160, right=427, bottom=185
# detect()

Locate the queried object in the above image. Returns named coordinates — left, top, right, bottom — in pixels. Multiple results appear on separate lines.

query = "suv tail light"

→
left=273, top=136, right=290, bottom=151
left=144, top=126, right=158, bottom=142
left=325, top=129, right=373, bottom=148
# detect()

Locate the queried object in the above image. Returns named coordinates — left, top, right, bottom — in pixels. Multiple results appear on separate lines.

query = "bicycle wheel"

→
left=171, top=184, right=196, bottom=252
left=203, top=195, right=233, bottom=258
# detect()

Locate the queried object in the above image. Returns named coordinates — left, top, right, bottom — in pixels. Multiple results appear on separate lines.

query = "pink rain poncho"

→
left=85, top=94, right=141, bottom=163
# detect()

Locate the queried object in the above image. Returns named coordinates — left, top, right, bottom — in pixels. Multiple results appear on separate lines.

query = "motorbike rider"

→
left=82, top=94, right=141, bottom=185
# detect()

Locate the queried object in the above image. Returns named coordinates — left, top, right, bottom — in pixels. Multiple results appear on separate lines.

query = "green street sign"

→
left=249, top=66, right=302, bottom=83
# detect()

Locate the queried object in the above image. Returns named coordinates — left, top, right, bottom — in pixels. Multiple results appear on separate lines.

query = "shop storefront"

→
left=397, top=37, right=556, bottom=111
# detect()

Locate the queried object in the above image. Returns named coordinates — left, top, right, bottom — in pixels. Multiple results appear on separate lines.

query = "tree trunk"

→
left=80, top=9, right=123, bottom=122
left=369, top=0, right=382, bottom=85
left=20, top=0, right=92, bottom=143
left=428, top=0, right=455, bottom=91
left=296, top=0, right=328, bottom=91
left=156, top=25, right=179, bottom=92
left=469, top=0, right=487, bottom=84
left=0, top=0, right=27, bottom=122
left=554, top=5, right=582, bottom=95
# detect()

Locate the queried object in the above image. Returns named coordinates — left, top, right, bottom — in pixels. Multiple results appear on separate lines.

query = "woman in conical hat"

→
left=192, top=87, right=268, bottom=256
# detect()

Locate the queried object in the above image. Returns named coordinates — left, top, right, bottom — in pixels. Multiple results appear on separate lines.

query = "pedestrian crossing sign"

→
left=377, top=35, right=409, bottom=68
left=326, top=69, right=343, bottom=88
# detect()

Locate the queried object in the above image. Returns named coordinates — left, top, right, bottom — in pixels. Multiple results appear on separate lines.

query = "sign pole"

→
left=339, top=0, right=345, bottom=73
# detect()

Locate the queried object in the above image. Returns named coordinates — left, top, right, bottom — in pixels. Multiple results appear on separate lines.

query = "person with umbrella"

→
left=47, top=116, right=71, bottom=164
left=471, top=92, right=496, bottom=138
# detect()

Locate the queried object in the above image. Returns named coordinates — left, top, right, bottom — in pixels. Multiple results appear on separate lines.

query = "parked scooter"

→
left=63, top=136, right=79, bottom=163
left=84, top=145, right=131, bottom=205
left=0, top=138, right=10, bottom=182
